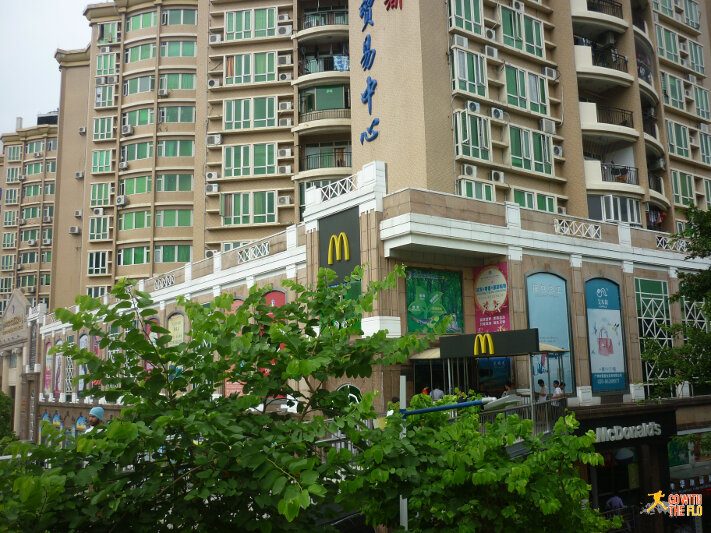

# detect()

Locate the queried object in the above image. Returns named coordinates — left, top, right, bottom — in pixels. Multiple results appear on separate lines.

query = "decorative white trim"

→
left=361, top=316, right=401, bottom=338
left=508, top=246, right=523, bottom=262
left=570, top=254, right=583, bottom=268
left=212, top=286, right=221, bottom=298
left=622, top=260, right=634, bottom=274
left=159, top=300, right=166, bottom=311
left=286, top=225, right=297, bottom=250
left=505, top=202, right=521, bottom=229
left=213, top=253, right=222, bottom=273
left=669, top=267, right=678, bottom=279
left=246, top=275, right=255, bottom=288
left=185, top=263, right=192, bottom=282
left=617, top=223, right=631, bottom=247
left=305, top=220, right=318, bottom=233
left=286, top=264, right=296, bottom=279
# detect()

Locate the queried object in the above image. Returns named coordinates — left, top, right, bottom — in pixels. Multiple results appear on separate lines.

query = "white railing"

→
left=319, top=174, right=357, bottom=201
left=656, top=235, right=688, bottom=253
left=554, top=218, right=602, bottom=240
left=237, top=241, right=270, bottom=264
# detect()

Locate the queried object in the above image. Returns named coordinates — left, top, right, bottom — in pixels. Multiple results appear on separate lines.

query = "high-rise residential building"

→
left=0, top=114, right=59, bottom=314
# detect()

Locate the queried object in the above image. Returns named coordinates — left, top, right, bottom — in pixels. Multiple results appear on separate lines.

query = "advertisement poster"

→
left=78, top=335, right=89, bottom=394
left=586, top=279, right=626, bottom=392
left=406, top=268, right=463, bottom=334
left=43, top=342, right=52, bottom=396
left=76, top=416, right=87, bottom=433
left=526, top=273, right=573, bottom=393
left=474, top=263, right=510, bottom=333
left=167, top=314, right=185, bottom=347
left=92, top=336, right=102, bottom=386
left=53, top=341, right=63, bottom=398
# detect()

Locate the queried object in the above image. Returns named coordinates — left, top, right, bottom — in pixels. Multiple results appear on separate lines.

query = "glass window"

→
left=254, top=8, right=276, bottom=37
left=117, top=246, right=150, bottom=266
left=221, top=191, right=275, bottom=225
left=94, top=117, right=113, bottom=140
left=225, top=53, right=276, bottom=85
left=6, top=145, right=21, bottom=161
left=97, top=22, right=119, bottom=44
left=24, top=163, right=42, bottom=175
left=127, top=11, right=157, bottom=31
left=156, top=174, right=193, bottom=191
left=502, top=8, right=544, bottom=57
left=684, top=0, right=700, bottom=29
left=164, top=9, right=197, bottom=25
left=225, top=11, right=252, bottom=40
left=95, top=85, right=114, bottom=108
left=0, top=278, right=13, bottom=293
left=118, top=211, right=151, bottom=230
left=124, top=43, right=156, bottom=63
left=26, top=141, right=45, bottom=153
left=458, top=179, right=493, bottom=201
left=159, top=73, right=195, bottom=90
left=96, top=53, right=116, bottom=76
left=154, top=245, right=192, bottom=263
left=44, top=183, right=55, bottom=195
left=661, top=72, right=684, bottom=110
left=157, top=140, right=194, bottom=157
left=1, top=255, right=14, bottom=271
left=122, top=108, right=154, bottom=127
left=701, top=132, right=711, bottom=164
left=224, top=144, right=276, bottom=177
left=694, top=87, right=710, bottom=119
left=3, top=211, right=17, bottom=227
left=4, top=189, right=18, bottom=204
left=666, top=120, right=690, bottom=157
left=159, top=106, right=195, bottom=123
left=88, top=251, right=108, bottom=275
left=6, top=167, right=20, bottom=183
left=2, top=233, right=15, bottom=248
left=123, top=75, right=155, bottom=96
left=121, top=176, right=151, bottom=195
left=705, top=179, right=711, bottom=209
left=90, top=183, right=112, bottom=207
left=21, top=207, right=40, bottom=220
left=454, top=111, right=490, bottom=161
left=452, top=49, right=486, bottom=96
left=671, top=170, right=695, bottom=206
left=689, top=41, right=705, bottom=75
left=596, top=195, right=642, bottom=224
left=448, top=0, right=482, bottom=34
left=655, top=25, right=679, bottom=62
left=160, top=41, right=196, bottom=57
left=155, top=209, right=192, bottom=227
left=47, top=139, right=57, bottom=151
left=21, top=230, right=38, bottom=242
left=121, top=142, right=153, bottom=162
left=46, top=161, right=56, bottom=173
left=87, top=286, right=108, bottom=298
left=510, top=126, right=552, bottom=174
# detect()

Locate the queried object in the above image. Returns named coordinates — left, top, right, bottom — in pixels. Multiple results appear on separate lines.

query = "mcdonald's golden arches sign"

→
left=318, top=208, right=360, bottom=282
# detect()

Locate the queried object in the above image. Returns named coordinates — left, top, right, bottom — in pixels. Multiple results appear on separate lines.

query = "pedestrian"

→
left=421, top=386, right=430, bottom=396
left=551, top=380, right=563, bottom=406
left=560, top=382, right=567, bottom=396
left=537, top=379, right=547, bottom=402
left=501, top=381, right=515, bottom=397
left=431, top=384, right=444, bottom=401
left=86, top=406, right=104, bottom=433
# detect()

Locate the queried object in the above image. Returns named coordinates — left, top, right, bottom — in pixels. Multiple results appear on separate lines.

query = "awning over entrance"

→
left=438, top=329, right=562, bottom=358
left=409, top=340, right=567, bottom=361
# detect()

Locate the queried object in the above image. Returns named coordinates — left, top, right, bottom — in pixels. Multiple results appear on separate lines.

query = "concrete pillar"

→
left=13, top=350, right=23, bottom=436
left=1, top=352, right=9, bottom=395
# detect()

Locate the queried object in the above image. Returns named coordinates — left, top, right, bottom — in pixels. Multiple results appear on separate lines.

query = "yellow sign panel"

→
left=473, top=333, right=494, bottom=355
left=328, top=232, right=350, bottom=265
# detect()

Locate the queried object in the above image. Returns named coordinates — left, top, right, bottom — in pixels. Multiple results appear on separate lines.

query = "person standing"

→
left=501, top=381, right=515, bottom=397
left=537, top=379, right=548, bottom=402
left=551, top=380, right=564, bottom=407
left=431, top=385, right=444, bottom=401
left=86, top=406, right=104, bottom=433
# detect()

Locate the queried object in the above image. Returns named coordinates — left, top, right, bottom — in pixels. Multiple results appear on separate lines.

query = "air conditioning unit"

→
left=277, top=165, right=292, bottom=174
left=78, top=127, right=87, bottom=135
left=209, top=34, right=222, bottom=44
left=688, top=74, right=698, bottom=84
left=278, top=54, right=292, bottom=66
left=279, top=117, right=292, bottom=127
left=277, top=24, right=292, bottom=36
left=680, top=58, right=688, bottom=68
left=75, top=171, right=84, bottom=179
left=207, top=134, right=222, bottom=146
left=205, top=184, right=219, bottom=195
left=205, top=250, right=216, bottom=259
left=42, top=238, right=51, bottom=246
left=647, top=107, right=657, bottom=118
left=680, top=41, right=688, bottom=53
left=115, top=195, right=128, bottom=207
left=34, top=152, right=41, bottom=158
left=279, top=72, right=293, bottom=82
left=119, top=161, right=129, bottom=170
left=700, top=123, right=710, bottom=133
left=490, top=108, right=505, bottom=120
left=97, top=76, right=107, bottom=85
left=485, top=28, right=496, bottom=41
left=462, top=164, right=476, bottom=177
left=19, top=219, right=26, bottom=226
left=512, top=0, right=524, bottom=11
left=158, top=88, right=169, bottom=96
left=540, top=118, right=556, bottom=135
left=105, top=75, right=118, bottom=84
left=452, top=35, right=469, bottom=48
left=93, top=208, right=105, bottom=216
left=69, top=226, right=81, bottom=235
left=278, top=101, right=293, bottom=111
left=543, top=67, right=557, bottom=80
left=278, top=13, right=290, bottom=22
left=557, top=206, right=567, bottom=215
left=42, top=216, right=51, bottom=223
left=277, top=148, right=292, bottom=158
left=208, top=78, right=221, bottom=89
left=100, top=46, right=111, bottom=54
left=553, top=145, right=564, bottom=157
left=484, top=46, right=499, bottom=59
left=74, top=210, right=83, bottom=218
left=490, top=170, right=504, bottom=183
left=690, top=132, right=697, bottom=144
left=18, top=175, right=25, bottom=181
left=206, top=171, right=219, bottom=180
left=278, top=195, right=293, bottom=206
left=27, top=240, right=37, bottom=247
left=467, top=101, right=480, bottom=113
left=121, top=124, right=134, bottom=136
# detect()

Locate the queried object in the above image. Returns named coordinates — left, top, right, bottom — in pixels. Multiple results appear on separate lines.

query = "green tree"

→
left=0, top=390, right=14, bottom=441
left=642, top=207, right=711, bottom=394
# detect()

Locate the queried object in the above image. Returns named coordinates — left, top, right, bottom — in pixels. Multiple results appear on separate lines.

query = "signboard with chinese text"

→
left=586, top=279, right=626, bottom=392
left=474, top=263, right=510, bottom=333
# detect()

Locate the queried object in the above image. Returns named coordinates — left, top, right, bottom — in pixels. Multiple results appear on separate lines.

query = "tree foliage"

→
left=0, top=390, right=15, bottom=441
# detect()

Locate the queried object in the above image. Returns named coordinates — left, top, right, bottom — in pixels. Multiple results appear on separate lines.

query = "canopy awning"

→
left=409, top=331, right=567, bottom=360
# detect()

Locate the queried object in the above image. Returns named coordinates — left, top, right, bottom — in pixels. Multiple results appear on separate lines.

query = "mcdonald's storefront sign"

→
left=440, top=329, right=540, bottom=358
left=318, top=207, right=361, bottom=282
left=473, top=333, right=494, bottom=355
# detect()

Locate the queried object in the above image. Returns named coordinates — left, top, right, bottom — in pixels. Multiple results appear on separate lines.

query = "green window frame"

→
left=454, top=111, right=490, bottom=161
left=671, top=170, right=695, bottom=205
left=502, top=8, right=544, bottom=57
left=118, top=246, right=150, bottom=266
left=705, top=179, right=711, bottom=209
left=510, top=126, right=552, bottom=174
left=46, top=161, right=56, bottom=173
left=96, top=53, right=116, bottom=76
left=156, top=140, right=194, bottom=157
left=3, top=211, right=17, bottom=226
left=4, top=189, right=18, bottom=204
left=6, top=146, right=21, bottom=161
left=154, top=245, right=192, bottom=263
left=701, top=132, right=711, bottom=165
left=159, top=106, right=195, bottom=123
left=653, top=0, right=674, bottom=16
left=21, top=207, right=40, bottom=220
left=118, top=211, right=151, bottom=230
left=26, top=140, right=45, bottom=153
left=95, top=85, right=114, bottom=108
left=121, top=176, right=151, bottom=195
left=225, top=11, right=251, bottom=40
left=1, top=256, right=14, bottom=271
left=6, top=167, right=19, bottom=183
left=684, top=0, right=700, bottom=29
left=661, top=72, right=684, bottom=109
left=160, top=41, right=196, bottom=58
left=458, top=179, right=493, bottom=202
left=0, top=278, right=12, bottom=293
left=156, top=174, right=193, bottom=191
left=124, top=43, right=156, bottom=63
left=224, top=144, right=276, bottom=177
left=449, top=0, right=482, bottom=34
left=88, top=251, right=108, bottom=275
left=688, top=41, right=705, bottom=74
left=127, top=11, right=157, bottom=31
left=695, top=87, right=710, bottom=119
left=220, top=191, right=276, bottom=225
left=2, top=233, right=15, bottom=248
left=23, top=184, right=41, bottom=197
left=122, top=108, right=154, bottom=127
left=656, top=25, right=679, bottom=63
left=121, top=142, right=153, bottom=162
left=452, top=48, right=486, bottom=96
left=24, top=163, right=42, bottom=175
left=20, top=252, right=38, bottom=265
left=666, top=120, right=690, bottom=157
left=159, top=73, right=195, bottom=90
left=123, top=75, right=155, bottom=96
left=90, top=183, right=112, bottom=207
left=163, top=9, right=197, bottom=25
left=44, top=183, right=55, bottom=195
left=94, top=117, right=113, bottom=140
left=40, top=273, right=51, bottom=285
left=97, top=22, right=119, bottom=44
left=155, top=209, right=192, bottom=227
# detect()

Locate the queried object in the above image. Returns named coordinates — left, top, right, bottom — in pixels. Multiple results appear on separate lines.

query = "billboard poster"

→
left=406, top=268, right=463, bottom=334
left=78, top=335, right=89, bottom=395
left=53, top=341, right=63, bottom=399
left=43, top=342, right=52, bottom=396
left=586, top=279, right=626, bottom=392
left=526, top=273, right=573, bottom=393
left=474, top=263, right=510, bottom=333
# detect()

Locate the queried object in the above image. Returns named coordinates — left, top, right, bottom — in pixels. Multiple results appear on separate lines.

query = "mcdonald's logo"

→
left=328, top=232, right=350, bottom=265
left=473, top=334, right=494, bottom=356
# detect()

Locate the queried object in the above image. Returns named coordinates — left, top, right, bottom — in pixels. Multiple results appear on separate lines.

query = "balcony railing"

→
left=642, top=115, right=657, bottom=137
left=298, top=108, right=351, bottom=123
left=597, top=105, right=633, bottom=127
left=301, top=10, right=349, bottom=30
left=300, top=151, right=352, bottom=171
left=300, top=55, right=351, bottom=75
left=586, top=0, right=623, bottom=19
left=601, top=164, right=639, bottom=185
left=637, top=62, right=653, bottom=84
left=648, top=174, right=664, bottom=194
left=632, top=11, right=646, bottom=31
left=592, top=49, right=628, bottom=72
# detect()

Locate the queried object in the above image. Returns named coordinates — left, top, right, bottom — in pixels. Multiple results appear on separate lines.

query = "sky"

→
left=0, top=0, right=96, bottom=137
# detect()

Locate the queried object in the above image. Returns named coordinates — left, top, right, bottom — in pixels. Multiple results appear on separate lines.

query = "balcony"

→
left=571, top=0, right=627, bottom=36
left=579, top=102, right=638, bottom=144
left=294, top=108, right=351, bottom=135
left=647, top=174, right=670, bottom=207
left=601, top=164, right=639, bottom=185
left=296, top=10, right=349, bottom=43
left=642, top=115, right=665, bottom=156
left=296, top=55, right=351, bottom=86
left=584, top=160, right=644, bottom=194
left=574, top=43, right=633, bottom=92
left=296, top=149, right=352, bottom=181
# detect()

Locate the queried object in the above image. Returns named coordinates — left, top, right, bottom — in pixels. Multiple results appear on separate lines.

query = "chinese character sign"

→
left=359, top=0, right=379, bottom=144
left=474, top=263, right=510, bottom=333
left=586, top=278, right=626, bottom=392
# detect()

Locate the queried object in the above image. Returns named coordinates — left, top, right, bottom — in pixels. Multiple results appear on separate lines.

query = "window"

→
left=26, top=141, right=45, bottom=154
left=95, top=85, right=114, bottom=108
left=158, top=106, right=195, bottom=123
left=635, top=278, right=672, bottom=390
left=155, top=209, right=192, bottom=227
left=90, top=183, right=112, bottom=207
left=47, top=139, right=57, bottom=151
left=156, top=140, right=194, bottom=157
left=224, top=97, right=276, bottom=130
left=655, top=25, right=679, bottom=62
left=156, top=174, right=192, bottom=191
left=43, top=205, right=53, bottom=219
left=21, top=230, right=38, bottom=242
left=89, top=217, right=111, bottom=240
left=2, top=234, right=15, bottom=248
left=225, top=52, right=276, bottom=85
left=706, top=179, right=711, bottom=209
left=454, top=111, right=490, bottom=161
left=159, top=73, right=195, bottom=90
left=302, top=142, right=351, bottom=170
left=122, top=108, right=154, bottom=127
left=1, top=255, right=14, bottom=271
left=458, top=179, right=493, bottom=201
left=513, top=189, right=555, bottom=212
left=505, top=66, right=547, bottom=114
left=4, top=189, right=18, bottom=205
left=44, top=183, right=55, bottom=195
left=123, top=75, right=155, bottom=96
left=3, top=211, right=17, bottom=227
left=666, top=120, right=690, bottom=157
left=163, top=9, right=197, bottom=25
left=685, top=0, right=700, bottom=29
left=160, top=41, right=196, bottom=57
left=676, top=220, right=686, bottom=233
left=689, top=41, right=705, bottom=74
left=154, top=245, right=192, bottom=263
left=509, top=126, right=552, bottom=174
left=121, top=176, right=151, bottom=195
left=221, top=191, right=276, bottom=225
left=671, top=170, right=695, bottom=205
left=20, top=252, right=38, bottom=264
left=661, top=72, right=684, bottom=110
left=88, top=251, right=109, bottom=275
left=694, top=87, right=710, bottom=119
left=502, top=7, right=544, bottom=57
left=92, top=150, right=112, bottom=173
left=701, top=132, right=711, bottom=165
left=97, top=21, right=120, bottom=44
left=96, top=53, right=116, bottom=76
left=224, top=143, right=276, bottom=177
left=118, top=211, right=151, bottom=230
left=448, top=0, right=482, bottom=34
left=6, top=167, right=19, bottom=183
left=451, top=49, right=486, bottom=97
left=127, top=11, right=157, bottom=31
left=124, top=43, right=156, bottom=63
left=222, top=241, right=251, bottom=252
left=87, top=286, right=107, bottom=298
left=117, top=246, right=150, bottom=266
left=93, top=117, right=113, bottom=140
left=588, top=195, right=641, bottom=224
left=22, top=207, right=40, bottom=220
left=40, top=251, right=51, bottom=263
left=18, top=275, right=36, bottom=288
left=653, top=0, right=674, bottom=16
left=0, top=278, right=13, bottom=293
left=40, top=274, right=51, bottom=286
left=6, top=145, right=21, bottom=161
left=42, top=228, right=52, bottom=240
left=46, top=161, right=56, bottom=173
left=24, top=163, right=42, bottom=175
left=121, top=142, right=153, bottom=162
left=225, top=8, right=276, bottom=40
left=23, top=184, right=42, bottom=197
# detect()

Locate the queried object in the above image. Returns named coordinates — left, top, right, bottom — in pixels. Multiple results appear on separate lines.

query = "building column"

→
left=12, top=349, right=23, bottom=436
left=622, top=261, right=644, bottom=384
left=570, top=254, right=592, bottom=389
